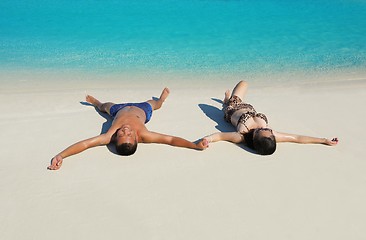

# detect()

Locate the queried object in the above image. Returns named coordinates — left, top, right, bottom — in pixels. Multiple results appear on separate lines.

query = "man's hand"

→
left=196, top=138, right=209, bottom=150
left=48, top=155, right=63, bottom=170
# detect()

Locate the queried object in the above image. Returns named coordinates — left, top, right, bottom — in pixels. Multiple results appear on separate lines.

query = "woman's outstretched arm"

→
left=274, top=131, right=338, bottom=146
left=48, top=134, right=111, bottom=170
left=204, top=132, right=244, bottom=145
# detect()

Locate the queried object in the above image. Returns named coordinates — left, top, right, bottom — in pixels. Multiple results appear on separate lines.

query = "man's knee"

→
left=147, top=100, right=161, bottom=110
left=101, top=102, right=114, bottom=114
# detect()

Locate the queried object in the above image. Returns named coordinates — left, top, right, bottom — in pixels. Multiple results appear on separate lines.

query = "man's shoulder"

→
left=139, top=130, right=167, bottom=143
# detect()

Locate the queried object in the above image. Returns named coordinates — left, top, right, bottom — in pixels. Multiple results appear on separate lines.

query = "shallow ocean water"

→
left=1, top=0, right=366, bottom=82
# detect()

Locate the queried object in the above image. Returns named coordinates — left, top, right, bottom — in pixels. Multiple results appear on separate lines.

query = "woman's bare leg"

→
left=86, top=95, right=114, bottom=115
left=223, top=90, right=231, bottom=104
left=231, top=80, right=248, bottom=100
left=147, top=87, right=170, bottom=110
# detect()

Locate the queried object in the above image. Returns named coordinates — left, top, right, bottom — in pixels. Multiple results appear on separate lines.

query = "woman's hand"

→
left=48, top=155, right=63, bottom=170
left=324, top=137, right=339, bottom=146
left=196, top=138, right=209, bottom=150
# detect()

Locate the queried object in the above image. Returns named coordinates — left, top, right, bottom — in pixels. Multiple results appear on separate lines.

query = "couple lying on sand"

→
left=48, top=81, right=338, bottom=170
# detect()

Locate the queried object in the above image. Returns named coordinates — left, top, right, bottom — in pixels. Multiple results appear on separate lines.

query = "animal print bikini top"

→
left=223, top=95, right=268, bottom=133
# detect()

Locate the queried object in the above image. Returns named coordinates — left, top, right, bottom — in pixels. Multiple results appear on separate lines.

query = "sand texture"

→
left=1, top=76, right=365, bottom=240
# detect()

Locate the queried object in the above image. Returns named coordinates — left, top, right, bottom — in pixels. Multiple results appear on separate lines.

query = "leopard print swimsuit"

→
left=223, top=96, right=268, bottom=132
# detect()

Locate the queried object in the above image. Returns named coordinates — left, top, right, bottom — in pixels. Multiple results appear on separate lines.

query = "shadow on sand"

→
left=198, top=98, right=256, bottom=154
left=80, top=101, right=118, bottom=154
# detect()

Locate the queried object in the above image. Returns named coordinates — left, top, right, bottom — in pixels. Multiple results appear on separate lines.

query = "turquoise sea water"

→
left=1, top=0, right=366, bottom=80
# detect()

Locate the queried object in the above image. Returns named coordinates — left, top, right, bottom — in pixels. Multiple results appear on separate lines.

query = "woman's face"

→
left=253, top=128, right=273, bottom=138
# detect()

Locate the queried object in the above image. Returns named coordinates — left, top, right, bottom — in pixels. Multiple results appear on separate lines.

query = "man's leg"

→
left=147, top=87, right=170, bottom=111
left=86, top=95, right=115, bottom=115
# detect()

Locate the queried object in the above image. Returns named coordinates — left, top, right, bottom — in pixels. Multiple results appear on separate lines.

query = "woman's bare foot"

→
left=223, top=90, right=231, bottom=104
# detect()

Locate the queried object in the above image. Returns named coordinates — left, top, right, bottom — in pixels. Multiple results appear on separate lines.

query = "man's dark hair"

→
left=115, top=141, right=138, bottom=156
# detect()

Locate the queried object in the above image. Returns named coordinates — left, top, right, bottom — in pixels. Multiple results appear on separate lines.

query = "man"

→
left=48, top=87, right=207, bottom=170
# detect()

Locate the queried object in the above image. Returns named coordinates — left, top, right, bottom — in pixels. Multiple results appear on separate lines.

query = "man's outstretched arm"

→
left=142, top=132, right=208, bottom=150
left=48, top=134, right=111, bottom=170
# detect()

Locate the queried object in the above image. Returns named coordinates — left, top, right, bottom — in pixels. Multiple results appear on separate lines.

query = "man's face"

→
left=116, top=125, right=136, bottom=144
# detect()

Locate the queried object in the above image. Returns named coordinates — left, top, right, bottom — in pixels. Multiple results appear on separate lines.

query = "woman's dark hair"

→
left=115, top=141, right=138, bottom=156
left=244, top=130, right=254, bottom=148
left=253, top=135, right=276, bottom=155
left=244, top=130, right=276, bottom=155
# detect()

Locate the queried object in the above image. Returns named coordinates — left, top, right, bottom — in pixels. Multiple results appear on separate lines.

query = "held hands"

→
left=196, top=138, right=210, bottom=150
left=48, top=155, right=63, bottom=170
left=46, top=137, right=338, bottom=170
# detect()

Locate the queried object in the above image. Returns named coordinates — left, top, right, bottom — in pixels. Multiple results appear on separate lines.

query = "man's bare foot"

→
left=223, top=90, right=231, bottom=104
left=159, top=87, right=170, bottom=102
left=86, top=95, right=102, bottom=108
left=48, top=155, right=63, bottom=170
left=148, top=87, right=170, bottom=110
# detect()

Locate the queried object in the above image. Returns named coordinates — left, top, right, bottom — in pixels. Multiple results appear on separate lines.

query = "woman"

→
left=204, top=81, right=338, bottom=155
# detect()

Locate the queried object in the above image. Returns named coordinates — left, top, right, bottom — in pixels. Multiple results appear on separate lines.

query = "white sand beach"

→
left=1, top=73, right=366, bottom=240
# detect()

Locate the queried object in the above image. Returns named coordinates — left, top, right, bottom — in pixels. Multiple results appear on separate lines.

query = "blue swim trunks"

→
left=109, top=102, right=153, bottom=123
